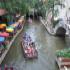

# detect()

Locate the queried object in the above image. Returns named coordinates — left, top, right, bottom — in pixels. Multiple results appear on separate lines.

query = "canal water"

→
left=1, top=21, right=70, bottom=70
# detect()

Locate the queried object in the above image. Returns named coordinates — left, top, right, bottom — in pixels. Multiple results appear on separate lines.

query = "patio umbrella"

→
left=0, top=37, right=5, bottom=42
left=6, top=26, right=14, bottom=33
left=0, top=32, right=9, bottom=37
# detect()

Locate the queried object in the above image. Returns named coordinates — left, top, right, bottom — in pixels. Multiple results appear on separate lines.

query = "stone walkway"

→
left=40, top=17, right=55, bottom=35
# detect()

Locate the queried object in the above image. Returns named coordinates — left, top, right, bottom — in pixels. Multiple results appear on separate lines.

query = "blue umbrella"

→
left=8, top=21, right=14, bottom=25
left=0, top=37, right=5, bottom=42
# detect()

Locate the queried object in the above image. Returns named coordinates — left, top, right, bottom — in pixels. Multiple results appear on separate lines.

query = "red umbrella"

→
left=0, top=32, right=9, bottom=37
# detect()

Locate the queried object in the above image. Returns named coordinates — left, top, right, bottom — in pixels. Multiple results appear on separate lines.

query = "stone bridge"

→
left=54, top=20, right=70, bottom=36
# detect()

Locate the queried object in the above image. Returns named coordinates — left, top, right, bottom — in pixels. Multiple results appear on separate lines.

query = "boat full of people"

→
left=21, top=33, right=38, bottom=59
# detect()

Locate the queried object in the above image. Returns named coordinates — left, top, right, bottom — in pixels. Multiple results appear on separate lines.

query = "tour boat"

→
left=21, top=33, right=38, bottom=59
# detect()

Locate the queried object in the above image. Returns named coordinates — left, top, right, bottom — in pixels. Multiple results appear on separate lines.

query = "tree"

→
left=0, top=0, right=59, bottom=17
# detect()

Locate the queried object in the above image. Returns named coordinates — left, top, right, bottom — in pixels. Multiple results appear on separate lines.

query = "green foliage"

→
left=56, top=48, right=70, bottom=58
left=0, top=0, right=58, bottom=18
left=0, top=0, right=29, bottom=14
left=47, top=0, right=54, bottom=9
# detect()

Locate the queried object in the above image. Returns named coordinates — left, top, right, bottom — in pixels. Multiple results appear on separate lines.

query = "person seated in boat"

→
left=29, top=42, right=34, bottom=48
left=23, top=36, right=26, bottom=40
left=31, top=42, right=35, bottom=48
left=23, top=33, right=27, bottom=38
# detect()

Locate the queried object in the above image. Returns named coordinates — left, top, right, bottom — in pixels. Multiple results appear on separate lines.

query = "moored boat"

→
left=56, top=49, right=70, bottom=70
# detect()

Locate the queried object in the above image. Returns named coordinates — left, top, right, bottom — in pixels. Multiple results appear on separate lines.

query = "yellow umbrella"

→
left=0, top=24, right=6, bottom=29
left=6, top=27, right=14, bottom=33
left=1, top=24, right=6, bottom=27
left=0, top=25, right=4, bottom=29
